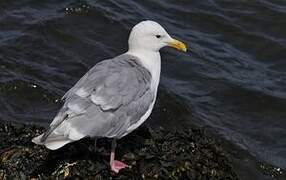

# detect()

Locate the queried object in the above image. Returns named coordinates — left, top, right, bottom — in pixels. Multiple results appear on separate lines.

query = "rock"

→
left=0, top=122, right=238, bottom=179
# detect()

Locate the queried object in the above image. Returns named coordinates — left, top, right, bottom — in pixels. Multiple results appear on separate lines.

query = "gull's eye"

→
left=156, top=35, right=161, bottom=38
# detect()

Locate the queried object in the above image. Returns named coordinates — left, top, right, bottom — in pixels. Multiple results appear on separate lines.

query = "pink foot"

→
left=110, top=160, right=129, bottom=173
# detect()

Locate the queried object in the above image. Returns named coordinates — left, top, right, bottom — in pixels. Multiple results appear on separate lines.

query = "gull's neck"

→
left=126, top=49, right=161, bottom=92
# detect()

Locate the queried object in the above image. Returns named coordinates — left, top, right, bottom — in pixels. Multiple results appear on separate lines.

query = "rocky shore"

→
left=0, top=122, right=285, bottom=179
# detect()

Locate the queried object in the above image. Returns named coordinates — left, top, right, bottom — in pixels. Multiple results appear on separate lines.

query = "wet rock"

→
left=0, top=122, right=239, bottom=179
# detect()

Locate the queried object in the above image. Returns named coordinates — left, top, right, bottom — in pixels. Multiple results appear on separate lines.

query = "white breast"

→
left=126, top=50, right=161, bottom=91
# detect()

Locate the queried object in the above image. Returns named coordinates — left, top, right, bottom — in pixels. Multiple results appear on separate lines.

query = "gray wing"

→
left=41, top=54, right=154, bottom=143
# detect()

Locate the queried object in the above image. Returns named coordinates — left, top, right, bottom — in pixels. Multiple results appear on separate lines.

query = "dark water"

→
left=0, top=0, right=286, bottom=175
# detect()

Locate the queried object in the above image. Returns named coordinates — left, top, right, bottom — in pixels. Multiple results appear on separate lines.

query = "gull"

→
left=32, top=20, right=187, bottom=173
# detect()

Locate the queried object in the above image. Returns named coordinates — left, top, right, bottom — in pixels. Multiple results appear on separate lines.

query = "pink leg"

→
left=110, top=139, right=129, bottom=173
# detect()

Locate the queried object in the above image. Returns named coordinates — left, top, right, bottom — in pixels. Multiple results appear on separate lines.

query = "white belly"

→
left=123, top=98, right=156, bottom=137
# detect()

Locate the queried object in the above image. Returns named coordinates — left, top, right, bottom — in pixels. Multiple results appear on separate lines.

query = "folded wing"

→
left=32, top=54, right=154, bottom=150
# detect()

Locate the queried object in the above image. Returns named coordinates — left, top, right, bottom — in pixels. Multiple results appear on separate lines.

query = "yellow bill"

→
left=168, top=39, right=187, bottom=52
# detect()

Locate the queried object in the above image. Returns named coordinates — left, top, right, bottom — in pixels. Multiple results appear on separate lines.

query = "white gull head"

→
left=128, top=20, right=187, bottom=52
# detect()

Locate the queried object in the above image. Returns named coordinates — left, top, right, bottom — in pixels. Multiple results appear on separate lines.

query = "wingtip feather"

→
left=32, top=133, right=72, bottom=150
